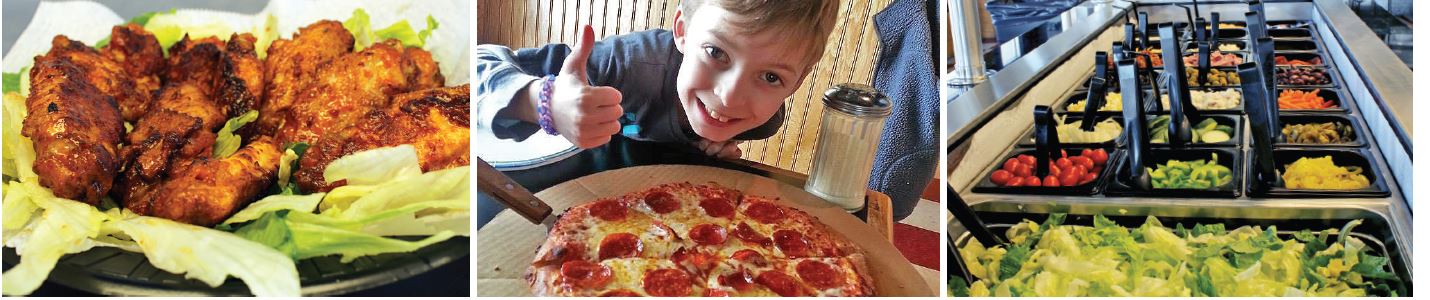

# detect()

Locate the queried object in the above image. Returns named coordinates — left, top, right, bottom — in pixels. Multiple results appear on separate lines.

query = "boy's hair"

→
left=680, top=0, right=841, bottom=71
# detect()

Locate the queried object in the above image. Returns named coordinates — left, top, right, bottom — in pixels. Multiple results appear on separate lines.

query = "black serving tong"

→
left=1246, top=11, right=1267, bottom=42
left=1255, top=37, right=1280, bottom=138
left=1158, top=24, right=1197, bottom=146
left=1238, top=62, right=1282, bottom=193
left=1081, top=52, right=1111, bottom=131
left=1033, top=105, right=1062, bottom=178
left=1196, top=42, right=1212, bottom=86
left=1248, top=0, right=1267, bottom=27
left=1117, top=58, right=1152, bottom=190
left=1138, top=12, right=1151, bottom=49
left=1209, top=12, right=1222, bottom=50
left=947, top=186, right=1003, bottom=246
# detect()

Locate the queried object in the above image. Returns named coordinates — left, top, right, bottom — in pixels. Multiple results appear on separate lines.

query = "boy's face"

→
left=672, top=4, right=813, bottom=142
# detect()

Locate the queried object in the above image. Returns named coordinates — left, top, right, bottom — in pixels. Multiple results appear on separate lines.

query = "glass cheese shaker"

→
left=804, top=83, right=892, bottom=212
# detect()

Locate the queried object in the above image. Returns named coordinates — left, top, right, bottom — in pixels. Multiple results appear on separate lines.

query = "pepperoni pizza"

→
left=526, top=182, right=875, bottom=296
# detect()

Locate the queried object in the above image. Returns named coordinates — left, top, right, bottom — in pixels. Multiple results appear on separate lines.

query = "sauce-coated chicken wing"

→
left=295, top=85, right=469, bottom=192
left=22, top=56, right=125, bottom=204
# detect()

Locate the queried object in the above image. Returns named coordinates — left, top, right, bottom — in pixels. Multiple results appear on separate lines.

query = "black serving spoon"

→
left=1159, top=24, right=1197, bottom=146
left=1209, top=12, right=1221, bottom=50
left=1033, top=105, right=1063, bottom=179
left=1117, top=57, right=1152, bottom=190
left=1238, top=62, right=1282, bottom=193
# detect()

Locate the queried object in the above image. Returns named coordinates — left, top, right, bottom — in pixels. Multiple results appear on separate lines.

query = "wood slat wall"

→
left=477, top=0, right=891, bottom=174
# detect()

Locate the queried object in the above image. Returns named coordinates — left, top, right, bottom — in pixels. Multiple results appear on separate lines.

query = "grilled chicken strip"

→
left=99, top=24, right=164, bottom=121
left=273, top=39, right=444, bottom=147
left=255, top=20, right=354, bottom=136
left=44, top=35, right=151, bottom=123
left=22, top=56, right=125, bottom=204
left=295, top=85, right=469, bottom=192
left=129, top=137, right=281, bottom=227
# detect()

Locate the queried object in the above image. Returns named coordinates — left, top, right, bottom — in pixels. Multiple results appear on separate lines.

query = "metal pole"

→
left=947, top=0, right=988, bottom=85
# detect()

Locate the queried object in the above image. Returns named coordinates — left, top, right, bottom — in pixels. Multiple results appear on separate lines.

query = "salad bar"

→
left=946, top=0, right=1411, bottom=296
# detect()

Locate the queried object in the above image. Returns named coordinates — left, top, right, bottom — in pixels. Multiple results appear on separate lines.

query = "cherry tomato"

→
left=1081, top=148, right=1094, bottom=158
left=990, top=170, right=1013, bottom=185
left=1089, top=149, right=1109, bottom=165
left=1017, top=154, right=1036, bottom=165
left=1071, top=156, right=1094, bottom=169
left=1043, top=175, right=1060, bottom=187
left=1060, top=172, right=1081, bottom=186
left=1081, top=173, right=1098, bottom=185
left=1048, top=165, right=1062, bottom=176
left=1061, top=149, right=1069, bottom=158
left=1005, top=177, right=1025, bottom=187
left=1056, top=158, right=1073, bottom=170
left=1004, top=158, right=1020, bottom=171
left=1025, top=176, right=1041, bottom=187
left=1013, top=164, right=1033, bottom=178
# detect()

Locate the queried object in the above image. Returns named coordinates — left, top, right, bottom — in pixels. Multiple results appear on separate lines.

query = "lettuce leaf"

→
left=2, top=181, right=104, bottom=296
left=3, top=92, right=36, bottom=181
left=343, top=8, right=438, bottom=50
left=212, top=110, right=258, bottom=158
left=103, top=210, right=299, bottom=296
left=321, top=144, right=422, bottom=186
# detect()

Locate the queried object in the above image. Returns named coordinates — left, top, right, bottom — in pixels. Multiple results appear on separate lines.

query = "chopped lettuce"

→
left=102, top=210, right=299, bottom=296
left=212, top=110, right=259, bottom=158
left=343, top=8, right=438, bottom=50
left=2, top=72, right=19, bottom=95
left=961, top=215, right=1403, bottom=296
left=2, top=181, right=104, bottom=296
left=143, top=12, right=235, bottom=51
left=1, top=180, right=299, bottom=296
left=223, top=145, right=468, bottom=262
left=273, top=142, right=310, bottom=195
left=3, top=92, right=36, bottom=181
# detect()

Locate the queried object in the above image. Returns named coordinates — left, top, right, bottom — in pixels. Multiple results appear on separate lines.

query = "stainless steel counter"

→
left=945, top=0, right=1413, bottom=286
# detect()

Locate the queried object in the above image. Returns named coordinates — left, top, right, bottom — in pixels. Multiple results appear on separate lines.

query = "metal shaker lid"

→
left=822, top=83, right=892, bottom=117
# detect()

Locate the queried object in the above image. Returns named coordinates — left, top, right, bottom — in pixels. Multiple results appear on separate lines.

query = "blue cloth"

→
left=868, top=0, right=940, bottom=221
left=474, top=29, right=784, bottom=144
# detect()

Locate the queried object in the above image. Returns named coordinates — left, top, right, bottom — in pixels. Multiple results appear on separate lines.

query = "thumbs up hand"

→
left=548, top=25, right=625, bottom=149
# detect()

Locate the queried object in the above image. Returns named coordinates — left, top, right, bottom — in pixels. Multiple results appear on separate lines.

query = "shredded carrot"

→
left=1278, top=89, right=1336, bottom=110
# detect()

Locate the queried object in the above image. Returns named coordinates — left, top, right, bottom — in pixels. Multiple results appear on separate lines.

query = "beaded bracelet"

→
left=536, top=75, right=559, bottom=135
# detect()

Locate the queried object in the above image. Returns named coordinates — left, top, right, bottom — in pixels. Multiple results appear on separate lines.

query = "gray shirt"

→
left=475, top=29, right=784, bottom=143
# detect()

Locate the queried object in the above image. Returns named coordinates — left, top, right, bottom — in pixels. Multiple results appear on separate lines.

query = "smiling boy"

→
left=476, top=0, right=840, bottom=158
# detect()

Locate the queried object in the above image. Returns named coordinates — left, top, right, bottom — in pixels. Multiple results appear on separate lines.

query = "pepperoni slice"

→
left=598, top=233, right=643, bottom=259
left=773, top=230, right=812, bottom=257
left=744, top=201, right=785, bottom=224
left=688, top=224, right=727, bottom=245
left=559, top=260, right=613, bottom=289
left=796, top=260, right=843, bottom=289
left=731, top=223, right=772, bottom=247
left=672, top=248, right=718, bottom=272
left=699, top=197, right=736, bottom=218
left=599, top=290, right=641, bottom=297
left=731, top=249, right=768, bottom=267
left=719, top=270, right=756, bottom=291
left=644, top=191, right=680, bottom=214
left=588, top=199, right=628, bottom=221
left=643, top=268, right=694, bottom=296
left=756, top=271, right=808, bottom=296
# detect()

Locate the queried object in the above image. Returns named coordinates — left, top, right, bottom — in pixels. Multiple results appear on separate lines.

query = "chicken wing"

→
left=22, top=56, right=125, bottom=204
left=130, top=136, right=281, bottom=227
left=44, top=35, right=152, bottom=123
left=255, top=20, right=354, bottom=136
left=100, top=24, right=164, bottom=121
left=295, top=85, right=469, bottom=192
left=219, top=33, right=265, bottom=120
left=114, top=36, right=229, bottom=204
left=273, top=40, right=443, bottom=147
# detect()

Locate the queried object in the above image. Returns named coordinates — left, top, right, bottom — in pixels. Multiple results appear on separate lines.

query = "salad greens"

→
left=343, top=9, right=439, bottom=51
left=1, top=7, right=457, bottom=296
left=212, top=110, right=259, bottom=158
left=958, top=214, right=1402, bottom=296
